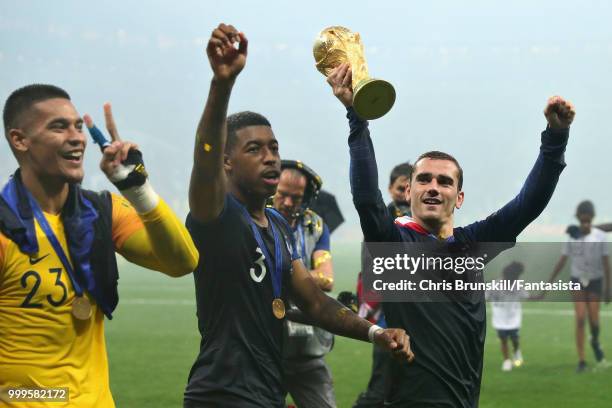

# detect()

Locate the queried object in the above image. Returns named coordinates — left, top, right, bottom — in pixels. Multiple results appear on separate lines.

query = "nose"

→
left=67, top=125, right=86, bottom=146
left=283, top=196, right=294, bottom=208
left=263, top=147, right=278, bottom=165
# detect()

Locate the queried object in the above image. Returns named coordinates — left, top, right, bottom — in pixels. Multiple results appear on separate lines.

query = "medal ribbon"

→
left=296, top=223, right=307, bottom=264
left=27, top=193, right=84, bottom=297
left=239, top=205, right=283, bottom=299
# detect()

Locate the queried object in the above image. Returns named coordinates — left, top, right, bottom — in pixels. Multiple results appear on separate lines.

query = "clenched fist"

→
left=544, top=96, right=576, bottom=129
left=373, top=327, right=415, bottom=363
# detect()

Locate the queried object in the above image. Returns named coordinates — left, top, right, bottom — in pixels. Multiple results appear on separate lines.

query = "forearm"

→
left=490, top=127, right=569, bottom=238
left=347, top=107, right=396, bottom=242
left=121, top=198, right=199, bottom=276
left=596, top=223, right=612, bottom=233
left=304, top=294, right=371, bottom=342
left=549, top=257, right=567, bottom=281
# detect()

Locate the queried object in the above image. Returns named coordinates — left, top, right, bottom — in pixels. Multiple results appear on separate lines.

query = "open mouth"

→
left=60, top=151, right=84, bottom=164
left=262, top=170, right=280, bottom=186
left=422, top=198, right=442, bottom=206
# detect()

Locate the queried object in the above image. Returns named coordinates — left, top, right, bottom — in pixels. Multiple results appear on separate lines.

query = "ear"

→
left=455, top=190, right=465, bottom=210
left=404, top=181, right=411, bottom=202
left=8, top=129, right=28, bottom=153
left=223, top=153, right=232, bottom=173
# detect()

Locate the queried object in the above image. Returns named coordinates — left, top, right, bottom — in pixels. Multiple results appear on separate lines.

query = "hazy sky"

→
left=2, top=0, right=611, bottom=241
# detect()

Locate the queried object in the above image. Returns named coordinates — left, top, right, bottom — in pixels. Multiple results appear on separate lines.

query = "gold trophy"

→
left=313, top=26, right=396, bottom=120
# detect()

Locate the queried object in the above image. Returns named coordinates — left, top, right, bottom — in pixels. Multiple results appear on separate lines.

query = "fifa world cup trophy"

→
left=313, top=26, right=396, bottom=120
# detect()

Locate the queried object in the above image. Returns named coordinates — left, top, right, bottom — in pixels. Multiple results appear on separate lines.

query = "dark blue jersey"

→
left=184, top=194, right=298, bottom=408
left=347, top=107, right=568, bottom=407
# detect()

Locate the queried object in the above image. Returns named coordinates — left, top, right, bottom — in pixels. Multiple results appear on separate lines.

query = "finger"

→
left=119, top=142, right=136, bottom=162
left=83, top=114, right=94, bottom=129
left=101, top=142, right=120, bottom=162
left=330, top=64, right=348, bottom=85
left=238, top=32, right=248, bottom=56
left=342, top=66, right=352, bottom=86
left=104, top=103, right=121, bottom=142
left=212, top=28, right=232, bottom=47
left=219, top=24, right=239, bottom=46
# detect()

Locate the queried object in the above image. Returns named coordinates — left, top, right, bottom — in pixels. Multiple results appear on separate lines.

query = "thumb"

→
left=238, top=32, right=248, bottom=56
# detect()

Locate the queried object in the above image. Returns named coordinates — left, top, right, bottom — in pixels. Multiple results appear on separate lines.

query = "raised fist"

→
left=544, top=96, right=576, bottom=129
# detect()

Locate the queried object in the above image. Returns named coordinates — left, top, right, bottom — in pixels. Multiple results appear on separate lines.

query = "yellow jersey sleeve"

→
left=110, top=193, right=198, bottom=276
left=110, top=193, right=144, bottom=250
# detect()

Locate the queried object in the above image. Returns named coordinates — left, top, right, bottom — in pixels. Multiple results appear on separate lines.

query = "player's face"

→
left=273, top=170, right=306, bottom=221
left=408, top=158, right=464, bottom=225
left=389, top=175, right=410, bottom=206
left=226, top=126, right=281, bottom=199
left=10, top=98, right=86, bottom=184
left=577, top=213, right=593, bottom=235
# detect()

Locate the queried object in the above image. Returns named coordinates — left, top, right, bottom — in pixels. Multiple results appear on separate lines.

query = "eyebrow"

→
left=415, top=172, right=455, bottom=185
left=47, top=117, right=83, bottom=127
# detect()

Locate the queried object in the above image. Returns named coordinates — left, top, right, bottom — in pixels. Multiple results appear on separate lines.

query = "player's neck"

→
left=231, top=186, right=268, bottom=226
left=20, top=167, right=69, bottom=215
left=414, top=216, right=454, bottom=240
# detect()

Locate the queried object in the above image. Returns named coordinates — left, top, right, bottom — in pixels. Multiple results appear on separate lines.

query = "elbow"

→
left=321, top=281, right=334, bottom=292
left=162, top=251, right=199, bottom=278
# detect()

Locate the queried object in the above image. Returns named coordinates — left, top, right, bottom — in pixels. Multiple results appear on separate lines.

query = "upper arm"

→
left=189, top=82, right=234, bottom=223
left=189, top=158, right=226, bottom=223
left=0, top=233, right=8, bottom=283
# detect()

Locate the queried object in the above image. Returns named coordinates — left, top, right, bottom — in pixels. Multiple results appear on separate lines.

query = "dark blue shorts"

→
left=497, top=329, right=519, bottom=340
left=570, top=277, right=603, bottom=295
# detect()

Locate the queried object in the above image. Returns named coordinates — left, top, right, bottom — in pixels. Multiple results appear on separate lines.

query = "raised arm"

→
left=290, top=258, right=414, bottom=362
left=86, top=105, right=199, bottom=277
left=466, top=96, right=576, bottom=241
left=326, top=64, right=399, bottom=242
left=189, top=24, right=247, bottom=223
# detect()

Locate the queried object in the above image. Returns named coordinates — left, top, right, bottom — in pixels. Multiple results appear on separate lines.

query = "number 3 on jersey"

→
left=250, top=247, right=267, bottom=283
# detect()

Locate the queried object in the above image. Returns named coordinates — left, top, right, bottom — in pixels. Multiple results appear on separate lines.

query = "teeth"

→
left=63, top=151, right=83, bottom=160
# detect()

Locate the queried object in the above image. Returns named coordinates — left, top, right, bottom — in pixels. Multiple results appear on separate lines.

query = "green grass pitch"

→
left=107, top=243, right=611, bottom=407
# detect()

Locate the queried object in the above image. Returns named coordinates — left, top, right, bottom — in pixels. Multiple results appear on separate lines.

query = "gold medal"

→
left=72, top=296, right=93, bottom=321
left=272, top=298, right=286, bottom=319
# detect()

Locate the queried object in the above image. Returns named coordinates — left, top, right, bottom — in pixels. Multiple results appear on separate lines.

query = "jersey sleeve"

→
left=313, top=223, right=331, bottom=252
left=110, top=193, right=145, bottom=250
left=561, top=240, right=570, bottom=256
left=0, top=233, right=8, bottom=282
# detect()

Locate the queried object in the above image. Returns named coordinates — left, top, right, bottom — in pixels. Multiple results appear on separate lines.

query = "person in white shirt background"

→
left=487, top=262, right=529, bottom=372
left=547, top=200, right=611, bottom=373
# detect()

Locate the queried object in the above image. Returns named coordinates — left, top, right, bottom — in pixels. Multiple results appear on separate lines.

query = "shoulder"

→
left=591, top=228, right=607, bottom=242
left=186, top=194, right=241, bottom=231
left=302, top=209, right=326, bottom=235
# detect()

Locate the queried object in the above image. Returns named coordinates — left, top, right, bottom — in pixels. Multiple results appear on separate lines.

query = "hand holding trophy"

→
left=314, top=26, right=395, bottom=120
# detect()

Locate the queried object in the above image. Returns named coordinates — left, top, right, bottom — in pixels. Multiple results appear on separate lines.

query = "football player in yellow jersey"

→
left=0, top=84, right=199, bottom=407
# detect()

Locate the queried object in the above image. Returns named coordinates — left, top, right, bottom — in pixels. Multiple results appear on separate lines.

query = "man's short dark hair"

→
left=226, top=111, right=271, bottom=154
left=576, top=200, right=595, bottom=217
left=389, top=162, right=413, bottom=187
left=414, top=151, right=463, bottom=191
left=3, top=84, right=71, bottom=134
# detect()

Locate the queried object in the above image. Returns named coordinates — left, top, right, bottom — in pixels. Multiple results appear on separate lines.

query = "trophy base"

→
left=353, top=78, right=396, bottom=120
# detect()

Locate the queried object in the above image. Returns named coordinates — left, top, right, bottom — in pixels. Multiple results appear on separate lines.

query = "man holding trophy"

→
left=184, top=23, right=413, bottom=408
left=318, top=25, right=575, bottom=407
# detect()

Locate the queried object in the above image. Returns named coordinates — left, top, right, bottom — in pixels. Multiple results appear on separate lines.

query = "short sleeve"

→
left=561, top=240, right=570, bottom=256
left=313, top=223, right=331, bottom=252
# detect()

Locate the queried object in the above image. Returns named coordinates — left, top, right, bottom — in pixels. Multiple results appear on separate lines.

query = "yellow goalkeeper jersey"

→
left=0, top=193, right=180, bottom=408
